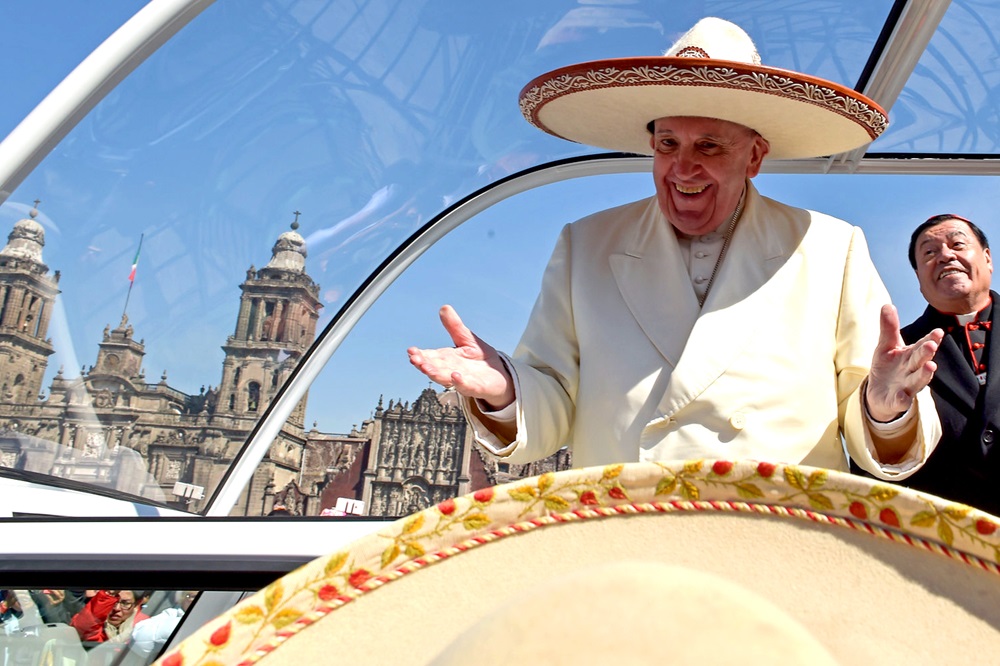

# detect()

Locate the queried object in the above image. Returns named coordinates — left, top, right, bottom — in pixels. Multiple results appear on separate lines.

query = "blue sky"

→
left=3, top=2, right=1000, bottom=434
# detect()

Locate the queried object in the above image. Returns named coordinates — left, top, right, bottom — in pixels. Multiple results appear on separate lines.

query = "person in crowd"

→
left=892, top=214, right=1000, bottom=513
left=29, top=589, right=87, bottom=625
left=408, top=17, right=943, bottom=478
left=0, top=590, right=23, bottom=635
left=130, top=590, right=199, bottom=658
left=71, top=590, right=150, bottom=644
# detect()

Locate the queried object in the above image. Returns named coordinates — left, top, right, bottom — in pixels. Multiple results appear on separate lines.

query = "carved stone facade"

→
left=0, top=212, right=571, bottom=517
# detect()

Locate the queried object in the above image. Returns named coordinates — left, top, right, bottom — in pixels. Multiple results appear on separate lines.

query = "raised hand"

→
left=866, top=304, right=943, bottom=422
left=407, top=305, right=515, bottom=410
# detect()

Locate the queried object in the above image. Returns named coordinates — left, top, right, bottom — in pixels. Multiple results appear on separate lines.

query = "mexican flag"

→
left=128, top=235, right=144, bottom=283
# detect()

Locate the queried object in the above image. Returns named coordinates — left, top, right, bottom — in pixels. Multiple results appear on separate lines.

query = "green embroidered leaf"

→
left=938, top=519, right=954, bottom=546
left=867, top=485, right=899, bottom=502
left=943, top=505, right=971, bottom=520
left=784, top=467, right=806, bottom=490
left=509, top=486, right=538, bottom=502
left=807, top=493, right=834, bottom=511
left=234, top=605, right=265, bottom=624
left=402, top=513, right=425, bottom=535
left=806, top=470, right=827, bottom=490
left=404, top=542, right=426, bottom=558
left=683, top=460, right=704, bottom=474
left=735, top=483, right=764, bottom=499
left=603, top=464, right=624, bottom=480
left=381, top=544, right=400, bottom=568
left=543, top=495, right=571, bottom=511
left=681, top=480, right=700, bottom=501
left=324, top=552, right=349, bottom=577
left=910, top=511, right=938, bottom=528
left=463, top=513, right=491, bottom=530
left=271, top=609, right=301, bottom=630
left=538, top=472, right=554, bottom=493
left=264, top=580, right=283, bottom=613
left=655, top=475, right=678, bottom=496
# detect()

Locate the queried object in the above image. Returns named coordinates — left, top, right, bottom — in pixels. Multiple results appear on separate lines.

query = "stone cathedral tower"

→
left=0, top=204, right=59, bottom=404
left=219, top=218, right=321, bottom=426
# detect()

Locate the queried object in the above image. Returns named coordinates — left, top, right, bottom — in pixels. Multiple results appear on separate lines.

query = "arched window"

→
left=247, top=382, right=261, bottom=412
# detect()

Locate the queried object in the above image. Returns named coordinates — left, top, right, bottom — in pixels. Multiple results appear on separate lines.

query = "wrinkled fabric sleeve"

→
left=838, top=227, right=941, bottom=479
left=461, top=224, right=578, bottom=463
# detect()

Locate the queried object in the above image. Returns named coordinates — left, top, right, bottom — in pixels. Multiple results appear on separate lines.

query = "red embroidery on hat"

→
left=674, top=46, right=710, bottom=59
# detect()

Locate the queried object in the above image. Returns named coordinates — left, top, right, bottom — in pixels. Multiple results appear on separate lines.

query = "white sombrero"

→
left=158, top=461, right=1000, bottom=665
left=519, top=17, right=888, bottom=159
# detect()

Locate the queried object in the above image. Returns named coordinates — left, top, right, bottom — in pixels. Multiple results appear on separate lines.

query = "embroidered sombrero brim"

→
left=519, top=57, right=888, bottom=159
left=157, top=461, right=1000, bottom=665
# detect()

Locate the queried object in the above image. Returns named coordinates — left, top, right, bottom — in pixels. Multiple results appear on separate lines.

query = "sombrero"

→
left=157, top=460, right=1000, bottom=665
left=519, top=17, right=888, bottom=159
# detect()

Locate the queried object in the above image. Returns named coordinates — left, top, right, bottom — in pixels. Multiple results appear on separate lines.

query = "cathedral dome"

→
left=265, top=220, right=307, bottom=273
left=0, top=206, right=46, bottom=265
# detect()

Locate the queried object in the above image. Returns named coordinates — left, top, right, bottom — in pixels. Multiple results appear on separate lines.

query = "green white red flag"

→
left=128, top=234, right=144, bottom=283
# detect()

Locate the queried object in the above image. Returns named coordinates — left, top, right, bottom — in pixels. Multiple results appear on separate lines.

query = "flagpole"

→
left=122, top=233, right=144, bottom=321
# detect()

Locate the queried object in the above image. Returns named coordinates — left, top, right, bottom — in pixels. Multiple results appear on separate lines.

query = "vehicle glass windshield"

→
left=3, top=0, right=1000, bottom=517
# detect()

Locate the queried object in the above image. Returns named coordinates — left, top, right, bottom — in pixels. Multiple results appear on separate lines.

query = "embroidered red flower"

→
left=209, top=621, right=231, bottom=647
left=318, top=584, right=339, bottom=601
left=437, top=498, right=456, bottom=515
left=976, top=518, right=997, bottom=535
left=848, top=502, right=867, bottom=520
left=879, top=508, right=900, bottom=528
left=580, top=490, right=598, bottom=505
left=349, top=568, right=372, bottom=588
left=608, top=486, right=626, bottom=500
left=756, top=462, right=776, bottom=478
left=712, top=460, right=733, bottom=476
left=473, top=487, right=494, bottom=503
left=162, top=652, right=183, bottom=666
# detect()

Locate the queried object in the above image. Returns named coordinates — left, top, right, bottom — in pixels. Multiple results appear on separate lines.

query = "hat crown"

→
left=663, top=17, right=762, bottom=65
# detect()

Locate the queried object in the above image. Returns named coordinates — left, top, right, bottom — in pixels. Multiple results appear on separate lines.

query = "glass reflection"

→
left=875, top=0, right=1000, bottom=153
left=0, top=0, right=899, bottom=514
left=0, top=588, right=194, bottom=666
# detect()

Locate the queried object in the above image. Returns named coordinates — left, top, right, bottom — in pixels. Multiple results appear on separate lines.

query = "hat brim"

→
left=158, top=461, right=1000, bottom=665
left=519, top=57, right=888, bottom=159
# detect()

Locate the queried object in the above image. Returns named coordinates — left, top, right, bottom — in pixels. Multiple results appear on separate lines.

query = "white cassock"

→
left=462, top=181, right=938, bottom=479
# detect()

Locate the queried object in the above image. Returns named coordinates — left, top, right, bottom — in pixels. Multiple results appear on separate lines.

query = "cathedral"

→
left=0, top=206, right=570, bottom=517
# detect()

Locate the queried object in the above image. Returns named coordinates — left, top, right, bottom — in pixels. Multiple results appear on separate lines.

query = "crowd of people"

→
left=0, top=588, right=197, bottom=664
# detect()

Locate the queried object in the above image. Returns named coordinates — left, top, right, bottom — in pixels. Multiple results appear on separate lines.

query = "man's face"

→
left=649, top=116, right=769, bottom=235
left=914, top=218, right=993, bottom=314
left=108, top=591, right=139, bottom=628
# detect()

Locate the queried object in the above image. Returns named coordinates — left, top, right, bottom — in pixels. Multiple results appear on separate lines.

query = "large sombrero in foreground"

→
left=519, top=17, right=888, bottom=159
left=157, top=461, right=1000, bottom=665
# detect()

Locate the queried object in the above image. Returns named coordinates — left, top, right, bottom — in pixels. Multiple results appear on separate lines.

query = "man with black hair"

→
left=898, top=214, right=1000, bottom=513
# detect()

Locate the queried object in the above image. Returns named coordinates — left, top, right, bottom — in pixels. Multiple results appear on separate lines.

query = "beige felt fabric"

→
left=429, top=561, right=839, bottom=666
left=263, top=512, right=1000, bottom=665
left=156, top=462, right=1000, bottom=666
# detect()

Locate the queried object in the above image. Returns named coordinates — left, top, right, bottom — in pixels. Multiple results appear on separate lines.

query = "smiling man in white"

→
left=408, top=17, right=943, bottom=480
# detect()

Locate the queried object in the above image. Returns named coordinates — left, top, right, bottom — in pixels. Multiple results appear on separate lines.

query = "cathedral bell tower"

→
left=220, top=215, right=321, bottom=425
left=0, top=203, right=59, bottom=404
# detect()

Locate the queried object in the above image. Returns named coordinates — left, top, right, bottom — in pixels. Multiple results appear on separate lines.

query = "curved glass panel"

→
left=251, top=167, right=1000, bottom=519
left=875, top=0, right=1000, bottom=154
left=0, top=0, right=951, bottom=516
